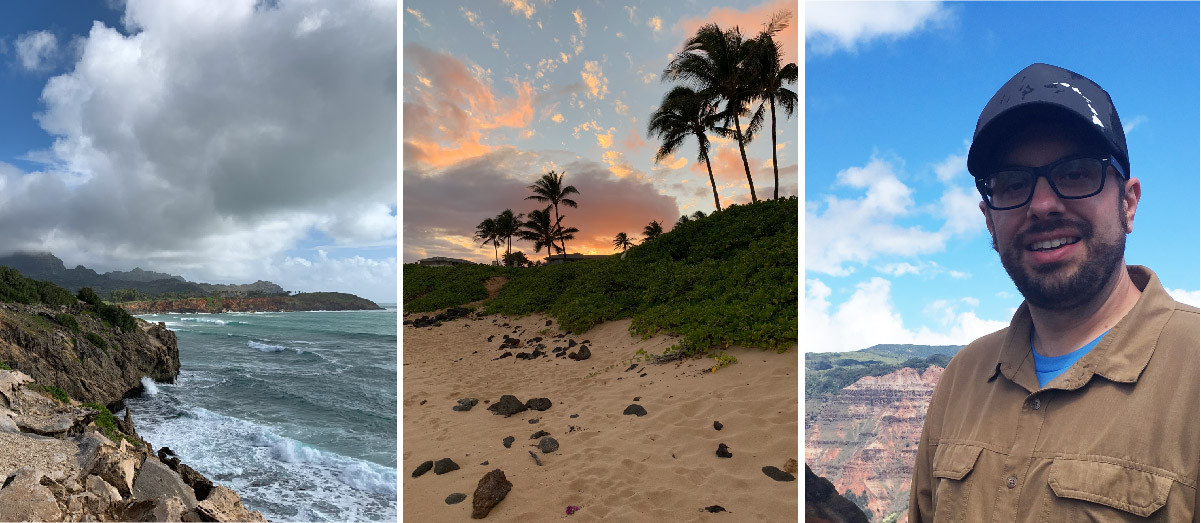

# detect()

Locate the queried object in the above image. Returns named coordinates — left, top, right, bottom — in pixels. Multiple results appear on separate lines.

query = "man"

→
left=909, top=63, right=1199, bottom=521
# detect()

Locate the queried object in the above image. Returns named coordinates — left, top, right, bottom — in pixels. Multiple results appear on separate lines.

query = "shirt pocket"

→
left=1043, top=458, right=1173, bottom=520
left=932, top=443, right=985, bottom=522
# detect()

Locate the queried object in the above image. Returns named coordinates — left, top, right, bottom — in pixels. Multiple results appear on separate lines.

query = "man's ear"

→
left=1123, top=177, right=1141, bottom=233
left=979, top=200, right=994, bottom=236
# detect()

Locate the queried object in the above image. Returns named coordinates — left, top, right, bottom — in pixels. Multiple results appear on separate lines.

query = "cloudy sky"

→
left=0, top=0, right=397, bottom=304
left=805, top=2, right=1200, bottom=352
left=402, top=0, right=798, bottom=264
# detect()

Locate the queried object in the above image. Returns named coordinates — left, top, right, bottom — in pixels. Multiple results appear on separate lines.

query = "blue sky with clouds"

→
left=0, top=1, right=397, bottom=303
left=804, top=1, right=1200, bottom=352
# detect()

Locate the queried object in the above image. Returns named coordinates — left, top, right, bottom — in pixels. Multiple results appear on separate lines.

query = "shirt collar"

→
left=993, top=266, right=1176, bottom=391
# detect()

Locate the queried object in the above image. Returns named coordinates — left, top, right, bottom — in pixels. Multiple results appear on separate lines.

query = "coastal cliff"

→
left=118, top=292, right=382, bottom=314
left=806, top=366, right=942, bottom=522
left=0, top=303, right=178, bottom=409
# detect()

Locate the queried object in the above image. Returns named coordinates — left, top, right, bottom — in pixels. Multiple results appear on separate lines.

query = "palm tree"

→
left=474, top=218, right=501, bottom=265
left=665, top=23, right=758, bottom=203
left=526, top=171, right=580, bottom=261
left=520, top=206, right=579, bottom=261
left=643, top=220, right=663, bottom=241
left=495, top=209, right=523, bottom=263
left=746, top=11, right=798, bottom=200
left=691, top=210, right=706, bottom=220
left=613, top=232, right=634, bottom=253
left=648, top=86, right=723, bottom=212
left=675, top=214, right=691, bottom=230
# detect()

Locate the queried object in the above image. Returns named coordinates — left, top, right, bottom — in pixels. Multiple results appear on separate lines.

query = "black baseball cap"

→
left=967, top=63, right=1128, bottom=178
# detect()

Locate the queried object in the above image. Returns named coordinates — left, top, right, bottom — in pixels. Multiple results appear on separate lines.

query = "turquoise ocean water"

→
left=124, top=306, right=397, bottom=522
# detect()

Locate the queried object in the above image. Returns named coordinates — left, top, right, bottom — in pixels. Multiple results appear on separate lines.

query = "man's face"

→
left=980, top=121, right=1140, bottom=310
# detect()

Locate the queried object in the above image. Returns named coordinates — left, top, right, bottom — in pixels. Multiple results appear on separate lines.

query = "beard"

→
left=994, top=216, right=1126, bottom=310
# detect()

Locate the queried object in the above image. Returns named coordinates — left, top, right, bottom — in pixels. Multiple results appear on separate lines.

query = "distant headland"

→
left=0, top=252, right=382, bottom=313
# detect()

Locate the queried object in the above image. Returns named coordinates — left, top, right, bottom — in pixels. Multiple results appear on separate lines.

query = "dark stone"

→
left=639, top=373, right=646, bottom=377
left=528, top=418, right=540, bottom=424
left=625, top=364, right=638, bottom=372
left=530, top=430, right=550, bottom=440
left=762, top=466, right=795, bottom=482
left=623, top=404, right=647, bottom=416
left=487, top=335, right=495, bottom=342
left=445, top=493, right=467, bottom=504
left=633, top=396, right=641, bottom=401
left=525, top=398, right=552, bottom=411
left=433, top=458, right=460, bottom=475
left=480, top=461, right=489, bottom=466
left=529, top=337, right=542, bottom=344
left=487, top=395, right=528, bottom=417
left=568, top=339, right=577, bottom=348
left=515, top=352, right=529, bottom=360
left=717, top=443, right=732, bottom=458
left=452, top=398, right=479, bottom=412
left=705, top=505, right=727, bottom=513
left=157, top=447, right=180, bottom=470
left=412, top=460, right=434, bottom=478
left=177, top=463, right=214, bottom=501
left=570, top=414, right=578, bottom=418
left=545, top=320, right=552, bottom=326
left=538, top=436, right=559, bottom=453
left=575, top=346, right=591, bottom=360
left=471, top=469, right=513, bottom=519
left=496, top=352, right=512, bottom=360
left=503, top=436, right=515, bottom=448
left=714, top=421, right=723, bottom=431
left=419, top=400, right=427, bottom=405
left=133, top=458, right=199, bottom=511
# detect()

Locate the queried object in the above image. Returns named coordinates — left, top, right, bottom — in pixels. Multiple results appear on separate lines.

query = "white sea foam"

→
left=141, top=376, right=160, bottom=396
left=180, top=318, right=227, bottom=325
left=248, top=340, right=290, bottom=352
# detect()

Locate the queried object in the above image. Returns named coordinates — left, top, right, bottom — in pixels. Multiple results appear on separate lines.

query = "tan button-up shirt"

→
left=910, top=266, right=1199, bottom=522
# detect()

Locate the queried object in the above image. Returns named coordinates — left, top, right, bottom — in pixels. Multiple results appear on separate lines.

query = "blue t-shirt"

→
left=1031, top=330, right=1109, bottom=388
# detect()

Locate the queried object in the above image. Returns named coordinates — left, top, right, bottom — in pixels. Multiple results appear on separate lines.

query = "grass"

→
left=404, top=198, right=798, bottom=360
left=41, top=384, right=69, bottom=403
left=83, top=402, right=128, bottom=443
left=0, top=361, right=10, bottom=371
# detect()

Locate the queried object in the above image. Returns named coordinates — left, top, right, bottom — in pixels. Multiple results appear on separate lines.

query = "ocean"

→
left=124, top=306, right=397, bottom=522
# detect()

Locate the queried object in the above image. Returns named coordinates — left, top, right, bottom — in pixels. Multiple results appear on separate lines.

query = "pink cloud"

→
left=675, top=0, right=798, bottom=66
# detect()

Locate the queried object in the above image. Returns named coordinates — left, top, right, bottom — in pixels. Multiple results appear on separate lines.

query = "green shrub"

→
left=41, top=385, right=69, bottom=403
left=85, top=332, right=108, bottom=352
left=77, top=287, right=102, bottom=307
left=97, top=303, right=137, bottom=332
left=0, top=361, right=10, bottom=371
left=403, top=264, right=512, bottom=312
left=83, top=402, right=130, bottom=443
left=0, top=267, right=77, bottom=306
left=55, top=313, right=80, bottom=333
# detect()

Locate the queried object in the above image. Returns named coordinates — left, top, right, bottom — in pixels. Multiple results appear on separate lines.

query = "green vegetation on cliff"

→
left=805, top=344, right=963, bottom=401
left=404, top=197, right=798, bottom=357
left=0, top=267, right=77, bottom=307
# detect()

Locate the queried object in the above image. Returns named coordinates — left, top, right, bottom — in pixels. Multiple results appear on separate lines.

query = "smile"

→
left=1027, top=236, right=1081, bottom=252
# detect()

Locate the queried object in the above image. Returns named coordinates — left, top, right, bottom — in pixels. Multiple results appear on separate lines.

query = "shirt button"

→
left=1007, top=476, right=1018, bottom=489
left=1031, top=398, right=1041, bottom=410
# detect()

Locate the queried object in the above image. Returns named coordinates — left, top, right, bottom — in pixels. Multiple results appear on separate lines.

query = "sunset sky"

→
left=402, top=0, right=798, bottom=264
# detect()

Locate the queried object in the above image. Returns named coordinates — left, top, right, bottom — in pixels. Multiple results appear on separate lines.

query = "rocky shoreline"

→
left=0, top=369, right=264, bottom=521
left=118, top=293, right=382, bottom=315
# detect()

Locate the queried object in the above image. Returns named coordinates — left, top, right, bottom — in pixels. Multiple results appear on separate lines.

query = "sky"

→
left=804, top=1, right=1201, bottom=352
left=401, top=0, right=799, bottom=265
left=0, top=0, right=397, bottom=304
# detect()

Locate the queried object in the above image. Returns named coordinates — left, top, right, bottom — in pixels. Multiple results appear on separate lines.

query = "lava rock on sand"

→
left=433, top=458, right=460, bottom=475
left=623, top=404, right=647, bottom=417
left=524, top=397, right=552, bottom=411
left=471, top=469, right=513, bottom=519
left=487, top=395, right=528, bottom=417
left=411, top=461, right=434, bottom=478
left=762, top=466, right=796, bottom=482
left=716, top=443, right=733, bottom=458
left=453, top=398, right=479, bottom=412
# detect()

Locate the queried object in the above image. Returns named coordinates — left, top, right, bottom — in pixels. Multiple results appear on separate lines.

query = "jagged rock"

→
left=86, top=474, right=122, bottom=506
left=133, top=457, right=199, bottom=510
left=714, top=420, right=724, bottom=431
left=529, top=430, right=550, bottom=440
left=118, top=407, right=137, bottom=436
left=471, top=469, right=512, bottom=519
left=453, top=398, right=479, bottom=412
left=195, top=485, right=266, bottom=522
left=502, top=436, right=515, bottom=448
left=152, top=496, right=187, bottom=522
left=445, top=493, right=467, bottom=504
left=806, top=465, right=869, bottom=523
left=568, top=340, right=577, bottom=348
left=538, top=436, right=559, bottom=454
left=568, top=346, right=591, bottom=361
left=15, top=406, right=93, bottom=437
left=0, top=408, right=17, bottom=433
left=783, top=458, right=798, bottom=475
left=93, top=445, right=141, bottom=497
left=762, top=466, right=795, bottom=482
left=524, top=398, right=552, bottom=411
left=0, top=370, right=33, bottom=407
left=434, top=458, right=460, bottom=475
left=76, top=430, right=110, bottom=476
left=0, top=468, right=62, bottom=522
left=177, top=463, right=213, bottom=501
left=623, top=404, right=647, bottom=417
left=158, top=446, right=181, bottom=469
left=412, top=460, right=434, bottom=478
left=487, top=395, right=527, bottom=417
left=717, top=443, right=732, bottom=458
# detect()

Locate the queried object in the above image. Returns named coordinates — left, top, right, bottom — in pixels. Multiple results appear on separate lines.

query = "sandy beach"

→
left=402, top=310, right=798, bottom=521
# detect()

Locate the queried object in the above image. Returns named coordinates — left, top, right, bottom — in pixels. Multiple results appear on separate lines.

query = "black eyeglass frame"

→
left=975, top=154, right=1128, bottom=211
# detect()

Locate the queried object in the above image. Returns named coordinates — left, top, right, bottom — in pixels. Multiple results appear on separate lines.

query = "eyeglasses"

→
left=976, top=155, right=1126, bottom=210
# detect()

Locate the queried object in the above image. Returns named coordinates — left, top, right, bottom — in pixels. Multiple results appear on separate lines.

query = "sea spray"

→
left=140, top=376, right=159, bottom=396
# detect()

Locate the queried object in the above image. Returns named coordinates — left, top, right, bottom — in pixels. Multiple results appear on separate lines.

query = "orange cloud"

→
left=675, top=0, right=798, bottom=66
left=621, top=127, right=649, bottom=151
left=581, top=60, right=608, bottom=99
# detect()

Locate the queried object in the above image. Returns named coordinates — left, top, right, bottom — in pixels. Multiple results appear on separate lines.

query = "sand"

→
left=402, top=311, right=798, bottom=521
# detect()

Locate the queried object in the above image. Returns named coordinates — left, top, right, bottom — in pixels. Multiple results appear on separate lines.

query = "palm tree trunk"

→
left=493, top=243, right=499, bottom=266
left=770, top=96, right=779, bottom=200
left=553, top=203, right=568, bottom=261
left=701, top=147, right=721, bottom=211
left=733, top=116, right=757, bottom=203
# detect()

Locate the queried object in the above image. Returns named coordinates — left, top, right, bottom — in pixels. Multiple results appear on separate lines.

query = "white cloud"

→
left=934, top=151, right=966, bottom=183
left=1123, top=115, right=1148, bottom=134
left=274, top=253, right=397, bottom=304
left=405, top=7, right=430, bottom=28
left=15, top=30, right=58, bottom=71
left=648, top=16, right=662, bottom=32
left=1168, top=288, right=1201, bottom=308
left=4, top=0, right=396, bottom=298
left=806, top=277, right=1008, bottom=352
left=806, top=1, right=951, bottom=56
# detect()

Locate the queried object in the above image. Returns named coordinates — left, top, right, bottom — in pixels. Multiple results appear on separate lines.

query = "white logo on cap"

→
left=1053, top=82, right=1104, bottom=128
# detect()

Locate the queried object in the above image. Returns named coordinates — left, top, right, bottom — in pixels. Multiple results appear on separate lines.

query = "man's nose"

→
left=1027, top=177, right=1065, bottom=218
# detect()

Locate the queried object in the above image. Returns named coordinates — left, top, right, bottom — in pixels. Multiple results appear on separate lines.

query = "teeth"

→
left=1029, top=237, right=1078, bottom=251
